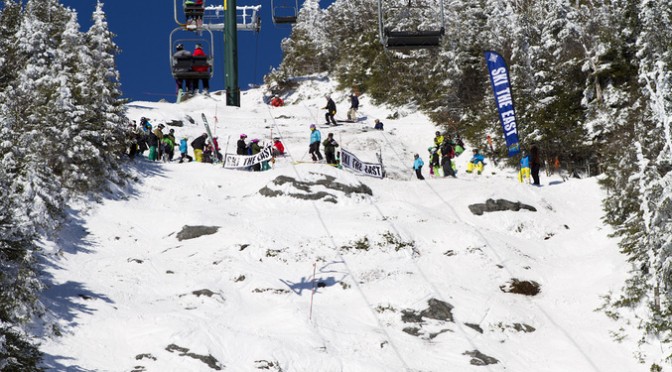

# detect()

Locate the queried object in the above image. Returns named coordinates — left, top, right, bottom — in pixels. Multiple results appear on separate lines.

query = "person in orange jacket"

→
left=270, top=95, right=284, bottom=107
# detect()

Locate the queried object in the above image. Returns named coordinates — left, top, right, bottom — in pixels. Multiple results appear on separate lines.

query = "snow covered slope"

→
left=38, top=79, right=644, bottom=371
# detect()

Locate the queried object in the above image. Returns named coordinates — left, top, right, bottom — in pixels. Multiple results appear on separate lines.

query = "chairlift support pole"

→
left=225, top=0, right=240, bottom=107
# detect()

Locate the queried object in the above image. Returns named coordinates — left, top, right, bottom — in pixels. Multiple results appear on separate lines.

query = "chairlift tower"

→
left=171, top=0, right=261, bottom=107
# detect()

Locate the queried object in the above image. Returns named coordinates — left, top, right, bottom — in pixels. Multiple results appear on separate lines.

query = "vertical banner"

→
left=484, top=51, right=521, bottom=157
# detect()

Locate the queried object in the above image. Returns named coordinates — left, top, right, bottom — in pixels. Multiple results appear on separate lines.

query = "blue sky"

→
left=61, top=0, right=334, bottom=103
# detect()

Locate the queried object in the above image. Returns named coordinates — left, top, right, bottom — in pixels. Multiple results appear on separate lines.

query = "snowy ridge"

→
left=37, top=80, right=647, bottom=371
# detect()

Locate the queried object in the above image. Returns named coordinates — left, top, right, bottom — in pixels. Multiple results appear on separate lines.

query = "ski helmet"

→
left=414, top=153, right=419, bottom=158
left=176, top=43, right=184, bottom=50
left=240, top=134, right=247, bottom=138
left=309, top=124, right=316, bottom=129
left=251, top=138, right=259, bottom=143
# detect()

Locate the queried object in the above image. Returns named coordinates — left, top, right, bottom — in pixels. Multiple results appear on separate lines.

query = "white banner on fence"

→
left=340, top=148, right=384, bottom=178
left=224, top=145, right=274, bottom=169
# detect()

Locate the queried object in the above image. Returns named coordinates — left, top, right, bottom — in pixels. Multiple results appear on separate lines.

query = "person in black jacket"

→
left=530, top=143, right=542, bottom=186
left=191, top=133, right=208, bottom=162
left=322, top=95, right=338, bottom=126
left=322, top=133, right=339, bottom=165
left=347, top=93, right=359, bottom=122
left=237, top=134, right=248, bottom=155
left=440, top=140, right=456, bottom=178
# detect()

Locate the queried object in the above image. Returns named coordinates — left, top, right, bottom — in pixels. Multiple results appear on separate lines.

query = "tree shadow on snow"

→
left=35, top=159, right=165, bottom=366
left=40, top=355, right=97, bottom=372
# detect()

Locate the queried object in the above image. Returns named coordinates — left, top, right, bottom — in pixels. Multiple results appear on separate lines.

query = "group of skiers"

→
left=236, top=134, right=286, bottom=171
left=413, top=131, right=469, bottom=180
left=127, top=117, right=193, bottom=163
left=308, top=124, right=340, bottom=165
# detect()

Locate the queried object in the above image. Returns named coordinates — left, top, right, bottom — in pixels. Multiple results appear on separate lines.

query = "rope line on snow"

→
left=361, top=117, right=604, bottom=371
left=262, top=101, right=413, bottom=371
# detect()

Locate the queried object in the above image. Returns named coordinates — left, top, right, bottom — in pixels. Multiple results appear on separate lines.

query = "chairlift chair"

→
left=169, top=28, right=215, bottom=81
left=378, top=0, right=446, bottom=50
left=271, top=0, right=298, bottom=24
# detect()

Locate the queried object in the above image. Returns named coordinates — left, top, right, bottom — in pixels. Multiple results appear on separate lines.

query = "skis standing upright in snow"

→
left=201, top=113, right=219, bottom=163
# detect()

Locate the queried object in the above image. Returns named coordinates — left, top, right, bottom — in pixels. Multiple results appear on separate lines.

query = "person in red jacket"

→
left=270, top=95, right=284, bottom=107
left=192, top=44, right=210, bottom=94
left=272, top=137, right=285, bottom=156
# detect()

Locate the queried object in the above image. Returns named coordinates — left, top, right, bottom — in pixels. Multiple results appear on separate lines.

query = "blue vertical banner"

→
left=485, top=51, right=521, bottom=157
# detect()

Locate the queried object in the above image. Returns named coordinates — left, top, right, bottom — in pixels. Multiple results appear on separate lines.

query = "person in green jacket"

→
left=250, top=138, right=262, bottom=171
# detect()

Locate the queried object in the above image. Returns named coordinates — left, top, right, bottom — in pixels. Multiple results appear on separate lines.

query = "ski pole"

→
left=309, top=262, right=317, bottom=320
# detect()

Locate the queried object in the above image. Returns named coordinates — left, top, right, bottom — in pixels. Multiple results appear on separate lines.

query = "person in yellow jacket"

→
left=433, top=131, right=444, bottom=147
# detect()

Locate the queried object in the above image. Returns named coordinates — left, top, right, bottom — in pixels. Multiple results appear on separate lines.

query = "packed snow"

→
left=37, top=79, right=648, bottom=371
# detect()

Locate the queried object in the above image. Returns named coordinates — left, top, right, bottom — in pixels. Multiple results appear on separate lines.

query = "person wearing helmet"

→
left=374, top=119, right=384, bottom=130
left=161, top=128, right=177, bottom=162
left=413, top=153, right=425, bottom=180
left=148, top=124, right=165, bottom=161
left=237, top=134, right=248, bottom=156
left=172, top=43, right=193, bottom=94
left=309, top=124, right=323, bottom=162
left=322, top=95, right=337, bottom=126
left=178, top=136, right=193, bottom=163
left=434, top=131, right=444, bottom=147
left=270, top=94, right=284, bottom=107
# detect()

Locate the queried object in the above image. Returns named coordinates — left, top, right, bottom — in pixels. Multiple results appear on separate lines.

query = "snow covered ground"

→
left=37, top=79, right=647, bottom=371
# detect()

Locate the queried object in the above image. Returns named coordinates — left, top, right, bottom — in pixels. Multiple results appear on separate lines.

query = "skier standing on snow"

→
left=250, top=138, right=262, bottom=171
left=530, top=143, right=541, bottom=186
left=191, top=133, right=208, bottom=162
left=322, top=95, right=338, bottom=126
left=178, top=137, right=193, bottom=163
left=413, top=153, right=425, bottom=180
left=322, top=133, right=339, bottom=165
left=433, top=131, right=444, bottom=147
left=309, top=124, right=323, bottom=162
left=347, top=92, right=359, bottom=122
left=162, top=128, right=177, bottom=162
left=237, top=134, right=248, bottom=155
left=148, top=124, right=165, bottom=161
left=440, top=140, right=456, bottom=178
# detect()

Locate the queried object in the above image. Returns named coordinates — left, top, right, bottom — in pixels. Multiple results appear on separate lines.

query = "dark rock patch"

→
left=428, top=329, right=452, bottom=339
left=402, top=298, right=454, bottom=324
left=420, top=298, right=453, bottom=322
left=463, top=350, right=499, bottom=366
left=130, top=366, right=146, bottom=372
left=135, top=353, right=156, bottom=361
left=464, top=323, right=484, bottom=334
left=259, top=174, right=372, bottom=203
left=468, top=198, right=537, bottom=216
left=166, top=119, right=184, bottom=127
left=500, top=279, right=541, bottom=296
left=254, top=359, right=282, bottom=370
left=402, top=327, right=421, bottom=336
left=165, top=344, right=223, bottom=370
left=191, top=289, right=216, bottom=297
left=239, top=244, right=250, bottom=251
left=166, top=270, right=174, bottom=274
left=512, top=323, right=536, bottom=333
left=176, top=225, right=220, bottom=241
left=128, top=258, right=144, bottom=264
left=401, top=310, right=423, bottom=323
left=234, top=275, right=246, bottom=282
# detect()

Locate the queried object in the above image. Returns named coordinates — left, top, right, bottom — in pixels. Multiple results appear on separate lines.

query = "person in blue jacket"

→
left=413, top=153, right=425, bottom=180
left=518, top=149, right=531, bottom=183
left=178, top=137, right=193, bottom=163
left=309, top=124, right=323, bottom=162
left=466, top=148, right=486, bottom=175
